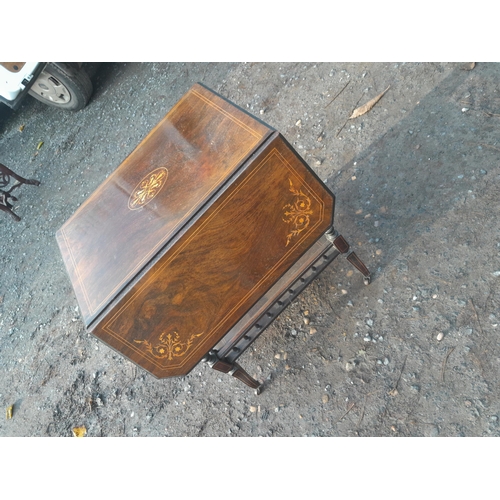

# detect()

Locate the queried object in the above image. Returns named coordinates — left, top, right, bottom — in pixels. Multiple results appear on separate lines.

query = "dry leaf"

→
left=6, top=405, right=13, bottom=419
left=37, top=141, right=44, bottom=150
left=72, top=426, right=87, bottom=437
left=349, top=86, right=390, bottom=119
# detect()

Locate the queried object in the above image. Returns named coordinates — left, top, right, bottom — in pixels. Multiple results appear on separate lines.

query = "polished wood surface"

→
left=93, top=133, right=334, bottom=377
left=57, top=83, right=336, bottom=379
left=56, top=83, right=271, bottom=326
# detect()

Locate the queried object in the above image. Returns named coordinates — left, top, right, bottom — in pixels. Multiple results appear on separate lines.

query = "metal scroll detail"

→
left=282, top=179, right=314, bottom=246
left=134, top=331, right=203, bottom=361
left=128, top=167, right=168, bottom=210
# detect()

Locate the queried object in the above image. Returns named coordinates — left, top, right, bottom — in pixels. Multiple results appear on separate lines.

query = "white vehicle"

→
left=0, top=62, right=93, bottom=111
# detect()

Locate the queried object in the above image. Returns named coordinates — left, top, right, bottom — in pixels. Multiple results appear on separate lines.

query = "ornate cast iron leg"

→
left=0, top=162, right=40, bottom=221
left=325, top=228, right=371, bottom=284
left=203, top=351, right=263, bottom=394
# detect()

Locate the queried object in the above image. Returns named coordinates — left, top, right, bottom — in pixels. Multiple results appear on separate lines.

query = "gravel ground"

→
left=1, top=62, right=499, bottom=439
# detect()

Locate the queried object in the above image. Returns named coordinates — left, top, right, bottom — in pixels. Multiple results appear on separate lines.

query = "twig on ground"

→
left=357, top=397, right=366, bottom=427
left=325, top=80, right=350, bottom=108
left=441, top=346, right=456, bottom=383
left=470, top=299, right=484, bottom=336
left=482, top=110, right=500, bottom=118
left=478, top=142, right=500, bottom=153
left=388, top=355, right=407, bottom=396
left=334, top=402, right=355, bottom=424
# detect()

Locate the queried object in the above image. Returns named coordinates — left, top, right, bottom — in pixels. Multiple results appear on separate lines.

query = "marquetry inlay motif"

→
left=283, top=179, right=314, bottom=246
left=128, top=167, right=168, bottom=210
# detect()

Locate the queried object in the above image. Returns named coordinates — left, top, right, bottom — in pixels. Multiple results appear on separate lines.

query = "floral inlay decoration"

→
left=282, top=179, right=314, bottom=246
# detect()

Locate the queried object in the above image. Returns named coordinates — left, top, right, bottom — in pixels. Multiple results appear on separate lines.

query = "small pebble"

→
left=437, top=332, right=444, bottom=341
left=462, top=108, right=469, bottom=112
left=363, top=335, right=372, bottom=342
left=303, top=310, right=309, bottom=316
left=366, top=319, right=374, bottom=327
left=322, top=395, right=329, bottom=404
left=249, top=406, right=257, bottom=413
left=383, top=357, right=389, bottom=365
left=291, top=329, right=297, bottom=336
left=376, top=249, right=382, bottom=255
left=274, top=353, right=281, bottom=359
left=303, top=317, right=310, bottom=325
left=391, top=425, right=397, bottom=432
left=309, top=327, right=317, bottom=335
left=345, top=361, right=355, bottom=372
left=341, top=289, right=348, bottom=295
left=465, top=400, right=472, bottom=407
left=351, top=176, right=357, bottom=181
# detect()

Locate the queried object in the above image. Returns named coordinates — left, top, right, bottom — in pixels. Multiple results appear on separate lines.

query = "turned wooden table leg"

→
left=326, top=228, right=371, bottom=284
left=204, top=351, right=263, bottom=394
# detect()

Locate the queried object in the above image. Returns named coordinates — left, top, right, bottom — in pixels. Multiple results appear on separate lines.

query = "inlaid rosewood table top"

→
left=57, top=83, right=369, bottom=388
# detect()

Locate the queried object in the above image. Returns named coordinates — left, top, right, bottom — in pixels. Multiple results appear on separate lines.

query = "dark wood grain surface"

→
left=57, top=84, right=335, bottom=378
left=56, top=84, right=271, bottom=327
left=93, top=133, right=334, bottom=377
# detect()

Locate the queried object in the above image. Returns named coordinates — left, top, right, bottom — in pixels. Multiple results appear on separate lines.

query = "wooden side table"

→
left=56, top=83, right=370, bottom=393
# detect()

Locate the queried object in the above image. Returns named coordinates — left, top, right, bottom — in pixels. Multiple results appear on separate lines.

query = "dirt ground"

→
left=1, top=62, right=499, bottom=438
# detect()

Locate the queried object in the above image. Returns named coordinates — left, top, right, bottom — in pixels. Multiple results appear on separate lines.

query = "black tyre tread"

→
left=28, top=62, right=93, bottom=111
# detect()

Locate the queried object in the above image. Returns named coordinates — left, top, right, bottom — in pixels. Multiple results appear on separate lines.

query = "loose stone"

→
left=437, top=332, right=444, bottom=341
left=345, top=361, right=355, bottom=372
left=322, top=395, right=329, bottom=404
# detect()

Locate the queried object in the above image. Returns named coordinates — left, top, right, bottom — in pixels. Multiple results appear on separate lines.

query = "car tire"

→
left=28, top=63, right=93, bottom=111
